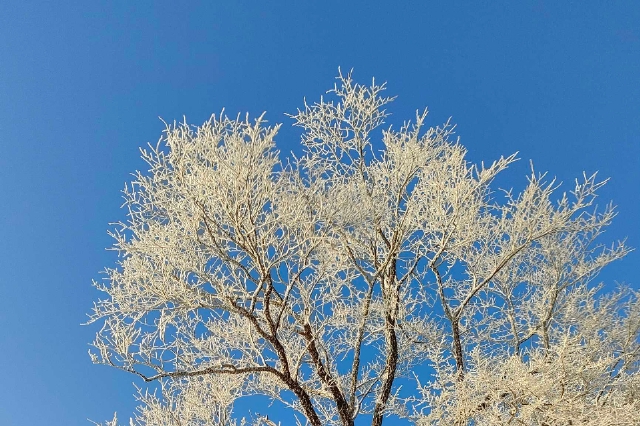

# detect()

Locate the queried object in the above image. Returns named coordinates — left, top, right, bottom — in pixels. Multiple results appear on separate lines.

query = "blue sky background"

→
left=0, top=1, right=638, bottom=425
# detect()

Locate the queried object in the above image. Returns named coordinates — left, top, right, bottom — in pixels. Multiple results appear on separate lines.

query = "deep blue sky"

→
left=0, top=2, right=638, bottom=425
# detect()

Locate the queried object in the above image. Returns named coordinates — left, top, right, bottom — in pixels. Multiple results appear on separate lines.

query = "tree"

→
left=89, top=72, right=639, bottom=426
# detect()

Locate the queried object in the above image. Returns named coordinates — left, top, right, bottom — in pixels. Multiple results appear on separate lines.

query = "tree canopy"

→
left=90, top=72, right=639, bottom=426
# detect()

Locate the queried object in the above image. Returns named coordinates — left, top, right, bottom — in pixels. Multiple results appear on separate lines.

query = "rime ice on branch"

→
left=89, top=72, right=639, bottom=426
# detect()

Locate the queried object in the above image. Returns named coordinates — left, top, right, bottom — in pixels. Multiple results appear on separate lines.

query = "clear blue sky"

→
left=0, top=2, right=638, bottom=425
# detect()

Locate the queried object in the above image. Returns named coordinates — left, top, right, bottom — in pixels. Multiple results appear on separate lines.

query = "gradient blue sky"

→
left=0, top=2, right=638, bottom=425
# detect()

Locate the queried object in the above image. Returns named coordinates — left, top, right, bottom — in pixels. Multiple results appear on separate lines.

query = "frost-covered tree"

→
left=89, top=72, right=639, bottom=426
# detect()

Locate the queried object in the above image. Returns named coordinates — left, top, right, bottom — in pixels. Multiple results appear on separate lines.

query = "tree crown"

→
left=90, top=72, right=638, bottom=426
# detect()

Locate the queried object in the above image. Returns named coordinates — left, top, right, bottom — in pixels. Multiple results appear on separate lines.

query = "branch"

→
left=301, top=324, right=353, bottom=425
